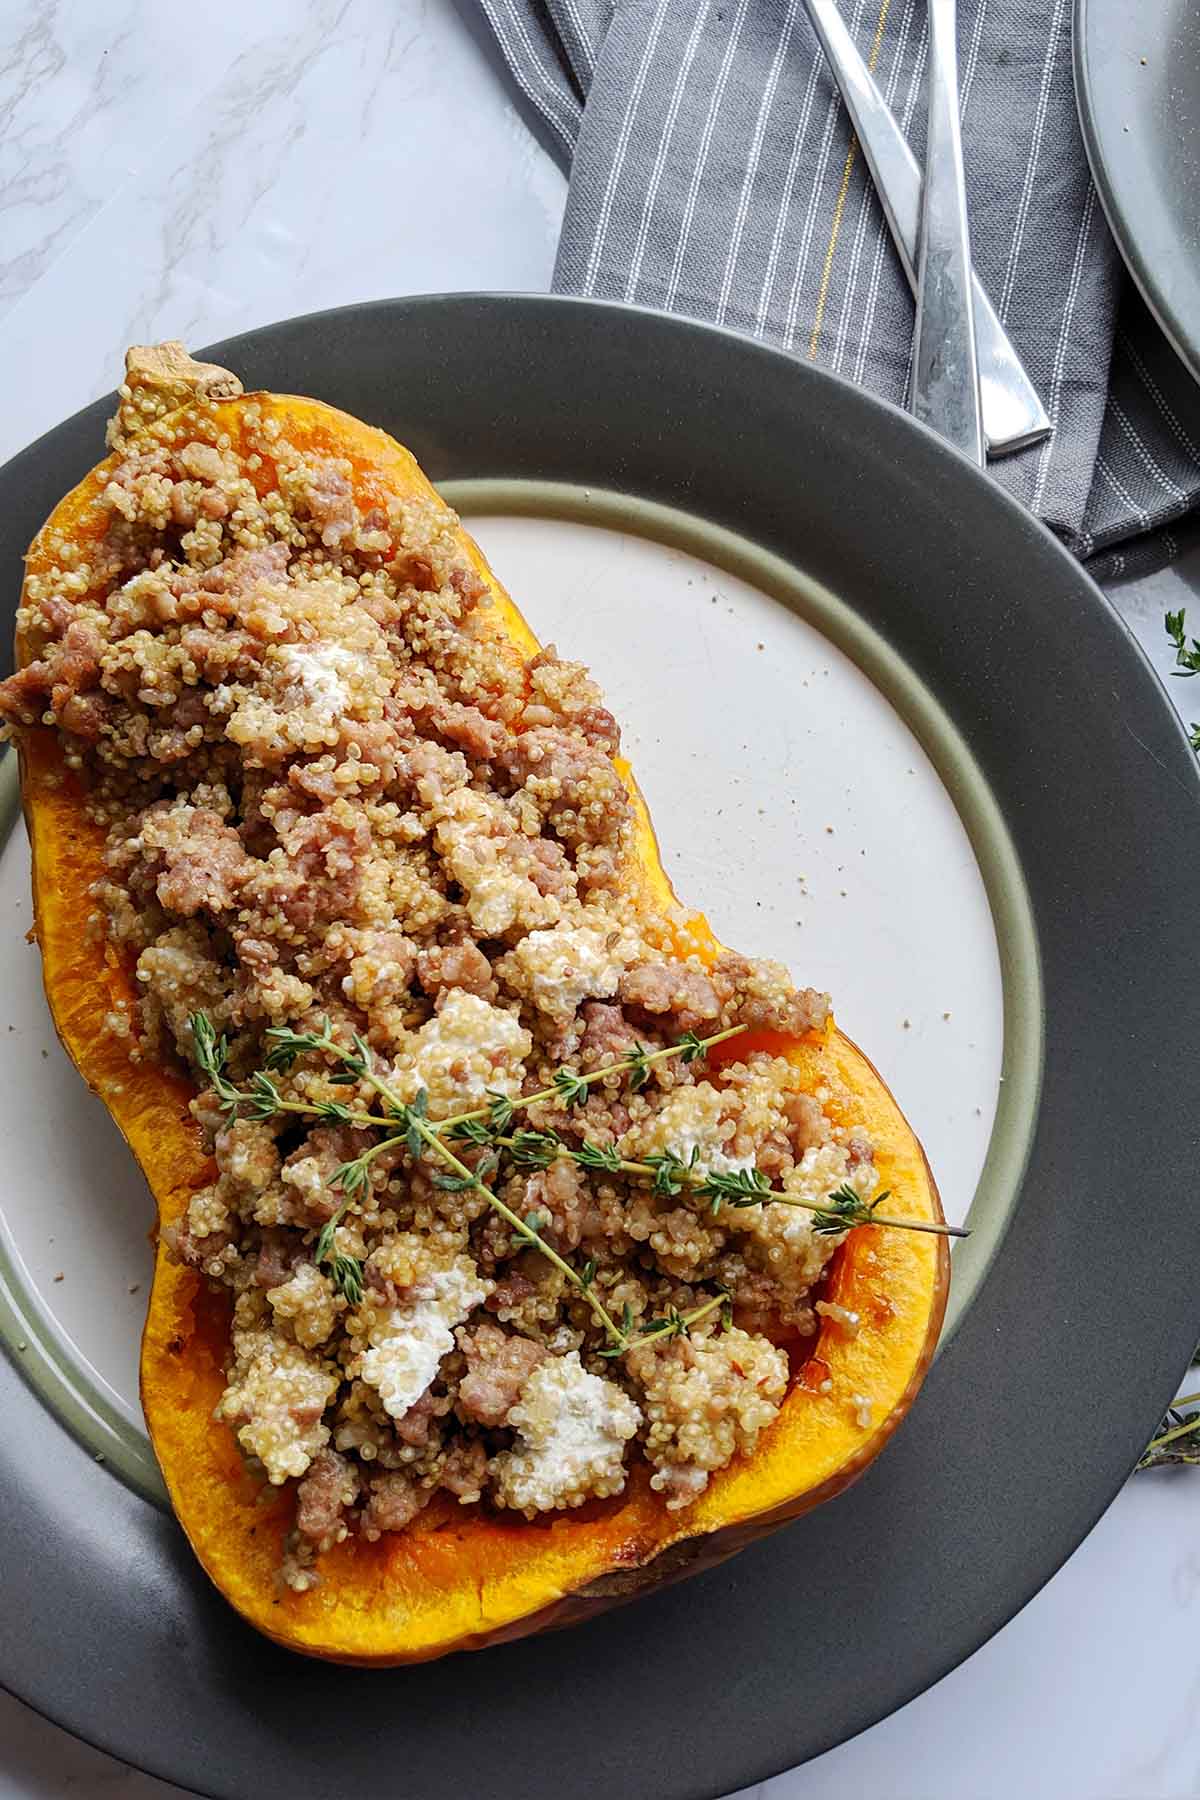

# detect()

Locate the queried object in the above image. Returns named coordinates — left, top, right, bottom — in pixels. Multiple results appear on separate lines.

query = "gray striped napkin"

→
left=476, top=0, right=1200, bottom=581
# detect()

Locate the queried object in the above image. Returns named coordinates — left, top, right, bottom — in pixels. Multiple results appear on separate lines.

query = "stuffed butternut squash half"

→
left=2, top=345, right=950, bottom=1663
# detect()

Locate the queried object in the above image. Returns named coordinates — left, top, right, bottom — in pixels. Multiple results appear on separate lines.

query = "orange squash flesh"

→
left=17, top=387, right=948, bottom=1663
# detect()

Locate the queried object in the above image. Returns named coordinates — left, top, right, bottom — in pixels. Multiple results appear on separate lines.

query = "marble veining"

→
left=0, top=0, right=563, bottom=462
left=0, top=2, right=1196, bottom=1797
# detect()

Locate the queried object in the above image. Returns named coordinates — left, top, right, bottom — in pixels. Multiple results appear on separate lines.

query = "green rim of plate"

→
left=443, top=482, right=1044, bottom=1340
left=0, top=482, right=1042, bottom=1503
left=0, top=752, right=167, bottom=1503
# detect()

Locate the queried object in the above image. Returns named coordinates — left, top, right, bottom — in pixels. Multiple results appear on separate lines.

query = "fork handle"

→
left=912, top=0, right=984, bottom=465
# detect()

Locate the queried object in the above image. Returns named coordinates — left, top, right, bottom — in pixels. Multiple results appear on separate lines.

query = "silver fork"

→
left=803, top=0, right=1049, bottom=458
left=911, top=0, right=984, bottom=463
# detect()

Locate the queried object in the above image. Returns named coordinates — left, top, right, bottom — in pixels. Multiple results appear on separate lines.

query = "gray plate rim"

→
left=1074, top=0, right=1200, bottom=384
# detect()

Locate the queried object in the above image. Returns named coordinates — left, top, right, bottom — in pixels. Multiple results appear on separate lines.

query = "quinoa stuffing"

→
left=0, top=352, right=889, bottom=1592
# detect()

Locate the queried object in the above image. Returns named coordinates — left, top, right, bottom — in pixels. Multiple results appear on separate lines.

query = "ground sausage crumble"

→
left=0, top=369, right=882, bottom=1590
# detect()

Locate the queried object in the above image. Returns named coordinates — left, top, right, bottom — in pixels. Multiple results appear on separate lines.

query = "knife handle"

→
left=803, top=0, right=1050, bottom=458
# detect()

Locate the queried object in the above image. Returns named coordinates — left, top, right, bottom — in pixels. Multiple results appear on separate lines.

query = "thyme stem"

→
left=404, top=1109, right=629, bottom=1349
left=634, top=1292, right=726, bottom=1351
left=313, top=1200, right=364, bottom=1304
left=244, top=1095, right=390, bottom=1129
left=754, top=1200, right=966, bottom=1238
left=221, top=1024, right=751, bottom=1135
left=1147, top=1394, right=1200, bottom=1452
left=312, top=1035, right=409, bottom=1118
left=191, top=1007, right=963, bottom=1352
left=433, top=1023, right=748, bottom=1135
left=492, top=1135, right=966, bottom=1239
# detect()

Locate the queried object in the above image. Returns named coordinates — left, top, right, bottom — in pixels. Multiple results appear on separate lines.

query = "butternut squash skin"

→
left=17, top=386, right=949, bottom=1664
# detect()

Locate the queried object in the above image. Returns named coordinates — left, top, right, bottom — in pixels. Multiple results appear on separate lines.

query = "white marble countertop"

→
left=0, top=2, right=1197, bottom=1796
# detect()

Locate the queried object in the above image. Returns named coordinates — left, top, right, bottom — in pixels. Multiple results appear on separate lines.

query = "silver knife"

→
left=803, top=0, right=1051, bottom=458
left=912, top=0, right=984, bottom=463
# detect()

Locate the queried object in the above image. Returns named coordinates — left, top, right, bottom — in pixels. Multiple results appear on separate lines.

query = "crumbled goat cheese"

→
left=392, top=989, right=531, bottom=1116
left=789, top=1141, right=874, bottom=1205
left=501, top=922, right=625, bottom=1023
left=221, top=630, right=384, bottom=757
left=277, top=643, right=366, bottom=723
left=730, top=1142, right=871, bottom=1301
left=669, top=1130, right=754, bottom=1179
left=223, top=1136, right=265, bottom=1187
left=431, top=789, right=560, bottom=938
left=620, top=1081, right=752, bottom=1177
left=490, top=1351, right=642, bottom=1515
left=360, top=1258, right=489, bottom=1419
left=281, top=1156, right=326, bottom=1202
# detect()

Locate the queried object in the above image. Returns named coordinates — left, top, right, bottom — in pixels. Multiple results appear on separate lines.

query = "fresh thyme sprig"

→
left=595, top=1292, right=730, bottom=1358
left=1137, top=1391, right=1200, bottom=1470
left=432, top=1022, right=747, bottom=1137
left=190, top=1012, right=239, bottom=1117
left=313, top=1201, right=364, bottom=1306
left=187, top=1006, right=964, bottom=1359
left=190, top=1013, right=382, bottom=1129
left=261, top=1018, right=635, bottom=1345
left=621, top=1292, right=729, bottom=1354
left=191, top=1010, right=963, bottom=1249
left=470, top=1132, right=966, bottom=1239
left=1167, top=608, right=1200, bottom=675
left=264, top=1019, right=411, bottom=1120
left=700, top=1168, right=940, bottom=1237
left=1164, top=609, right=1200, bottom=751
left=229, top=1020, right=744, bottom=1137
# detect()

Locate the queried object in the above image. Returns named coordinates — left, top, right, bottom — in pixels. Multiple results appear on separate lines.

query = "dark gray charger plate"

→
left=1075, top=0, right=1200, bottom=382
left=0, top=294, right=1198, bottom=1799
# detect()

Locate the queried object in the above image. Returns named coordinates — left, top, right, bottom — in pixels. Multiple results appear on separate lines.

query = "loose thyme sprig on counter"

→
left=188, top=1009, right=965, bottom=1352
left=1137, top=1391, right=1200, bottom=1471
left=1135, top=1339, right=1200, bottom=1473
left=1165, top=609, right=1200, bottom=752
